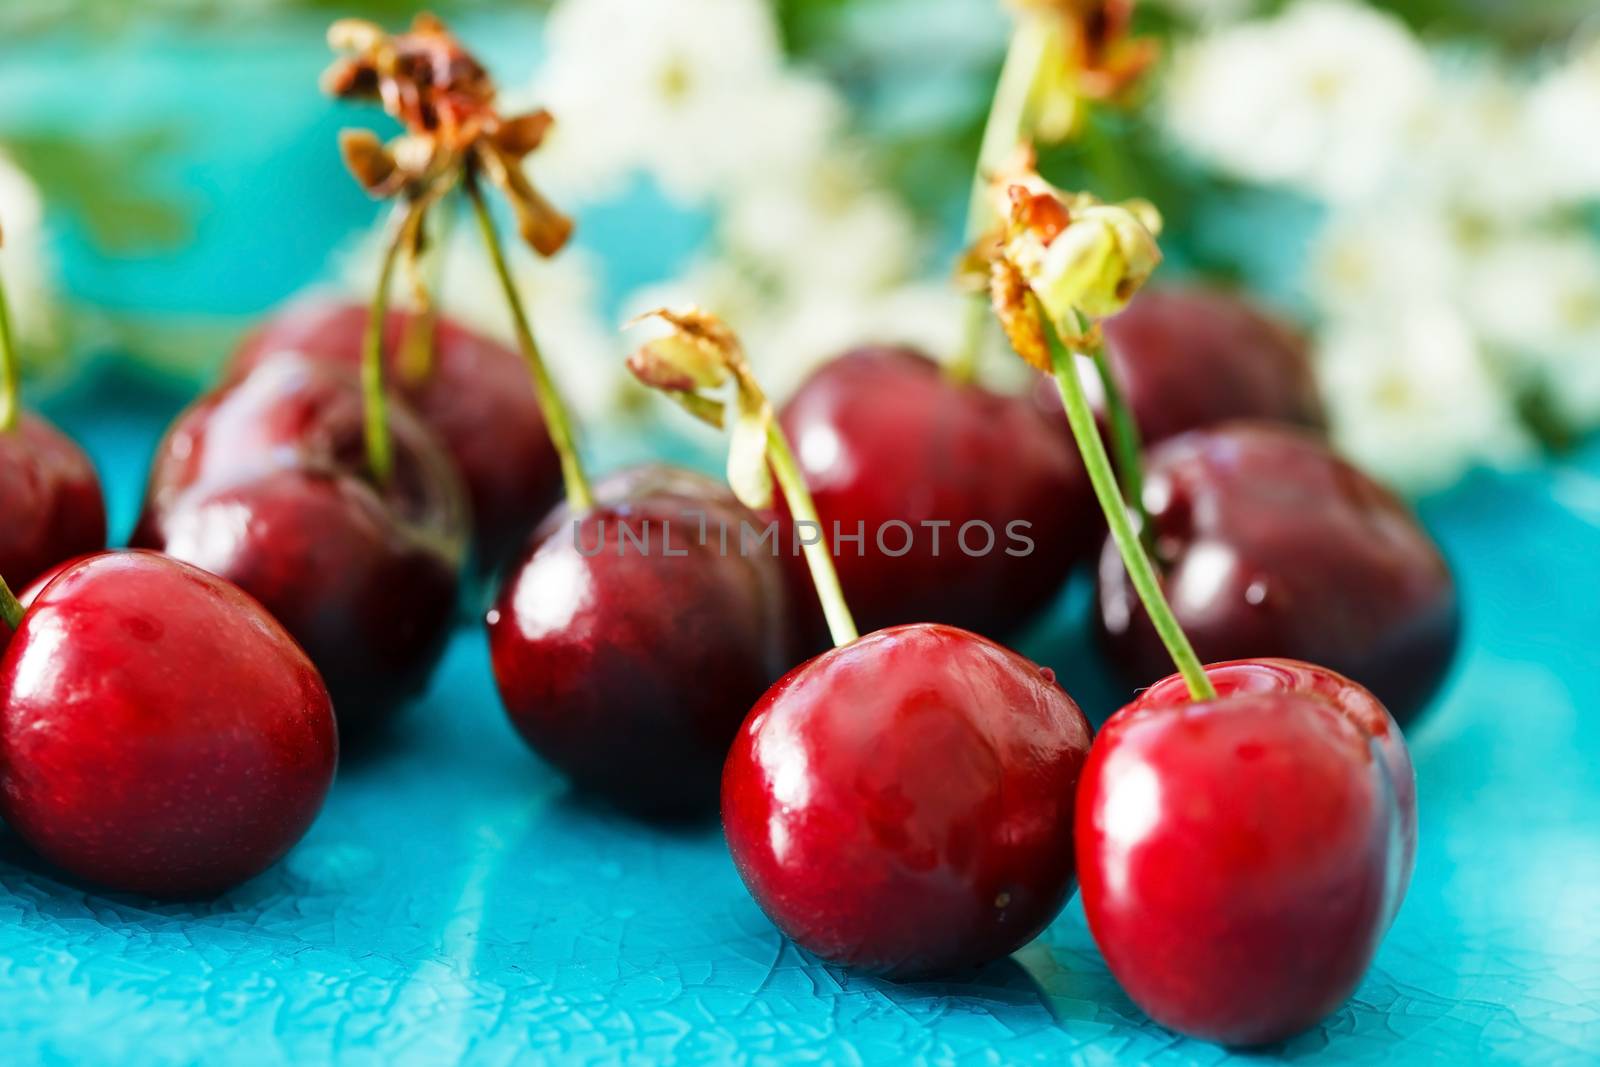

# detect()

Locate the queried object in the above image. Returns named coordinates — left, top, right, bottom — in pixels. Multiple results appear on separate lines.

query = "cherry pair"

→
left=716, top=165, right=1425, bottom=1049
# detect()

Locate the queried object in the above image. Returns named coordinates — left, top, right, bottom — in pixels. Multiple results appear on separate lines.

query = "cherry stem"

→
left=1080, top=321, right=1154, bottom=554
left=0, top=575, right=21, bottom=633
left=0, top=255, right=20, bottom=434
left=361, top=203, right=410, bottom=486
left=465, top=174, right=594, bottom=513
left=763, top=418, right=860, bottom=648
left=397, top=199, right=453, bottom=387
left=0, top=574, right=22, bottom=631
left=1047, top=307, right=1214, bottom=702
left=949, top=20, right=1052, bottom=384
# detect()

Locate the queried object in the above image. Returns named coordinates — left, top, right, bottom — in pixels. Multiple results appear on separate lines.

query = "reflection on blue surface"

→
left=1, top=374, right=1593, bottom=1065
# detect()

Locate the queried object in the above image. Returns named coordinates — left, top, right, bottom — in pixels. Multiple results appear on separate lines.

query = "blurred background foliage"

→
left=2, top=0, right=1598, bottom=491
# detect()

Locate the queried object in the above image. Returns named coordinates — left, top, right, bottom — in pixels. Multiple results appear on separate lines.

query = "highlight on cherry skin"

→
left=486, top=465, right=794, bottom=819
left=721, top=622, right=1094, bottom=979
left=1075, top=658, right=1417, bottom=1047
left=0, top=551, right=338, bottom=898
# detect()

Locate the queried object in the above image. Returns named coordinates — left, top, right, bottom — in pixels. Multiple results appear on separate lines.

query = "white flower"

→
left=1403, top=58, right=1554, bottom=218
left=335, top=223, right=621, bottom=420
left=720, top=154, right=920, bottom=297
left=527, top=0, right=842, bottom=206
left=0, top=152, right=56, bottom=350
left=1308, top=199, right=1471, bottom=322
left=1317, top=305, right=1531, bottom=492
left=1526, top=38, right=1600, bottom=204
left=1466, top=234, right=1600, bottom=429
left=1164, top=0, right=1434, bottom=202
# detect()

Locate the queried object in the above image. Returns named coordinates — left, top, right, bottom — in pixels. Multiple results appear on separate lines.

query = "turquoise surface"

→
left=2, top=367, right=1595, bottom=1065
left=3, top=13, right=1599, bottom=1066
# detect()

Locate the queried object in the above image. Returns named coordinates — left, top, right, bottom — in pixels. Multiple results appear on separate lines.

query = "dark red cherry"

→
left=1097, top=422, right=1459, bottom=725
left=133, top=354, right=468, bottom=736
left=0, top=412, right=107, bottom=589
left=0, top=551, right=337, bottom=898
left=722, top=623, right=1093, bottom=978
left=1076, top=659, right=1414, bottom=1046
left=230, top=300, right=561, bottom=570
left=776, top=346, right=1092, bottom=644
left=487, top=466, right=792, bottom=818
left=1034, top=287, right=1325, bottom=445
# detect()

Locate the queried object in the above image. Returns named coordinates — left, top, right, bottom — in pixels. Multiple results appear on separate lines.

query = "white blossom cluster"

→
left=1165, top=0, right=1600, bottom=491
left=0, top=152, right=57, bottom=354
left=342, top=0, right=963, bottom=421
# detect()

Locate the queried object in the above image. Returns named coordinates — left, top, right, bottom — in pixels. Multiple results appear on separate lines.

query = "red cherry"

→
left=1035, top=287, right=1325, bottom=445
left=133, top=354, right=468, bottom=736
left=1076, top=659, right=1414, bottom=1046
left=487, top=466, right=793, bottom=818
left=0, top=412, right=107, bottom=589
left=1097, top=422, right=1459, bottom=725
left=0, top=551, right=337, bottom=897
left=230, top=300, right=562, bottom=570
left=722, top=623, right=1093, bottom=978
left=777, top=347, right=1092, bottom=643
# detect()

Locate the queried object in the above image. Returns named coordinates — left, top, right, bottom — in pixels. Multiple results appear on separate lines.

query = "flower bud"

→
left=993, top=160, right=1162, bottom=322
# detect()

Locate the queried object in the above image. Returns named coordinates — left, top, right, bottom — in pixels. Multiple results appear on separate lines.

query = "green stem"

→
left=1078, top=315, right=1153, bottom=554
left=949, top=20, right=1053, bottom=383
left=1047, top=309, right=1214, bottom=702
left=362, top=206, right=409, bottom=486
left=0, top=575, right=23, bottom=631
left=398, top=198, right=455, bottom=387
left=765, top=421, right=859, bottom=648
left=0, top=254, right=20, bottom=433
left=465, top=175, right=593, bottom=513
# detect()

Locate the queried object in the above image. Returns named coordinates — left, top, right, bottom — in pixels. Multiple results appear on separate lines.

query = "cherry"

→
left=133, top=353, right=468, bottom=736
left=0, top=229, right=107, bottom=592
left=722, top=623, right=1094, bottom=978
left=230, top=300, right=562, bottom=571
left=0, top=551, right=337, bottom=898
left=628, top=309, right=1093, bottom=976
left=0, top=414, right=106, bottom=591
left=1076, top=659, right=1415, bottom=1045
left=486, top=465, right=793, bottom=818
left=1033, top=287, right=1325, bottom=445
left=1097, top=421, right=1459, bottom=725
left=777, top=345, right=1092, bottom=642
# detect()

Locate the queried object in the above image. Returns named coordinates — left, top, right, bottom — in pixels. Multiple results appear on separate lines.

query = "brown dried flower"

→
left=972, top=148, right=1161, bottom=353
left=1007, top=0, right=1158, bottom=142
left=627, top=308, right=776, bottom=510
left=323, top=13, right=572, bottom=256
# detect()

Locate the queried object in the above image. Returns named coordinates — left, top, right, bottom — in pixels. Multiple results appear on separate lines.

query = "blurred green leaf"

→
left=4, top=129, right=195, bottom=252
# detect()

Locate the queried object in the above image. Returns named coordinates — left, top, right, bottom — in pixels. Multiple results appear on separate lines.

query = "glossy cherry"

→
left=487, top=466, right=792, bottom=818
left=1096, top=421, right=1459, bottom=725
left=133, top=353, right=468, bottom=736
left=1077, top=658, right=1415, bottom=1046
left=1034, top=287, right=1325, bottom=445
left=0, top=551, right=337, bottom=898
left=777, top=346, right=1092, bottom=643
left=230, top=299, right=562, bottom=571
left=0, top=412, right=107, bottom=590
left=722, top=623, right=1094, bottom=978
